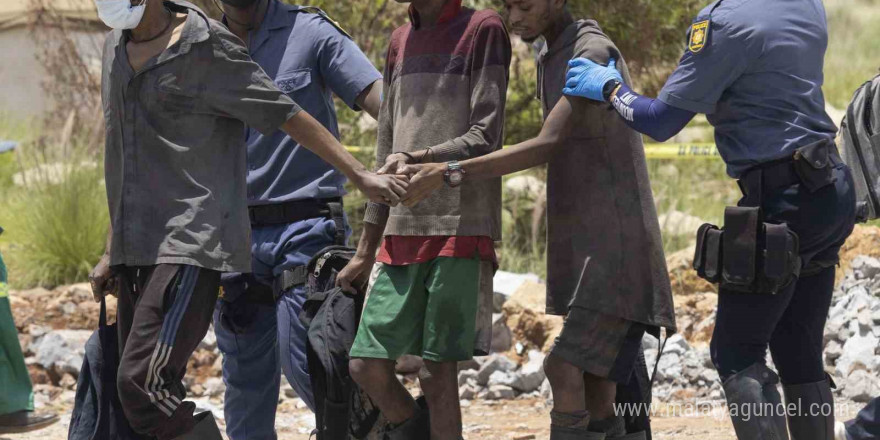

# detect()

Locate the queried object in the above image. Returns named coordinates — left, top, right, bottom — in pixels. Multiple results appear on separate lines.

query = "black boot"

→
left=171, top=412, right=223, bottom=440
left=612, top=432, right=647, bottom=440
left=722, top=363, right=790, bottom=440
left=384, top=397, right=430, bottom=440
left=0, top=410, right=59, bottom=434
left=783, top=376, right=835, bottom=440
left=550, top=425, right=606, bottom=440
left=595, top=415, right=647, bottom=439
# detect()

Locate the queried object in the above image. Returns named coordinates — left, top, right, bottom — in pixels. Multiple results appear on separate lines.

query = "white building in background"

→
left=0, top=0, right=105, bottom=117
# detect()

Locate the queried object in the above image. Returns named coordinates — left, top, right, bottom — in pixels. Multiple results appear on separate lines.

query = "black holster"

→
left=693, top=141, right=840, bottom=294
left=694, top=208, right=801, bottom=295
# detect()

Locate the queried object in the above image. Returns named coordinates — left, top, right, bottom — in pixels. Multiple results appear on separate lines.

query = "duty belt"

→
left=248, top=197, right=343, bottom=226
left=737, top=144, right=843, bottom=202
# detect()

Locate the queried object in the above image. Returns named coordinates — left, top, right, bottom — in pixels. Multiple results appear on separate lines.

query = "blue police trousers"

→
left=214, top=217, right=345, bottom=440
left=711, top=162, right=856, bottom=384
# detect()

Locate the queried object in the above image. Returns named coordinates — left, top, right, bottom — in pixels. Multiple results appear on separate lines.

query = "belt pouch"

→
left=793, top=140, right=835, bottom=192
left=693, top=223, right=723, bottom=283
left=705, top=228, right=723, bottom=283
left=760, top=223, right=801, bottom=294
left=722, top=206, right=760, bottom=292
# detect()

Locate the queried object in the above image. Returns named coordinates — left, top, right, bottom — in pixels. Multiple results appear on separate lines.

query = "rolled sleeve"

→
left=205, top=31, right=303, bottom=135
left=315, top=21, right=382, bottom=110
left=657, top=20, right=750, bottom=115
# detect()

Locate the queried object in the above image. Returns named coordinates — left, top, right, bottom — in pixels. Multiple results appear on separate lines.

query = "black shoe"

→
left=0, top=410, right=60, bottom=434
left=171, top=412, right=223, bottom=440
left=384, top=397, right=430, bottom=440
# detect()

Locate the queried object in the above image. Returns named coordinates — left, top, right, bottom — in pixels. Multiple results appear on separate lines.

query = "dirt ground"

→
left=1, top=398, right=741, bottom=440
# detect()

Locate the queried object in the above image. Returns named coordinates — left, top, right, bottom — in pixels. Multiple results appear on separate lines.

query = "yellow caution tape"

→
left=643, top=143, right=721, bottom=159
left=345, top=143, right=721, bottom=160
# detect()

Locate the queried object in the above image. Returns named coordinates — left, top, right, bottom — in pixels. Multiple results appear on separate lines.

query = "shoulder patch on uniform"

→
left=688, top=20, right=710, bottom=53
left=298, top=6, right=353, bottom=40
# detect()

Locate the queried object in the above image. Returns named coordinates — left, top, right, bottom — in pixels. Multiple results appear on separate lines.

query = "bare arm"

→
left=336, top=218, right=386, bottom=293
left=460, top=96, right=578, bottom=178
left=399, top=97, right=582, bottom=206
left=280, top=111, right=408, bottom=205
left=355, top=80, right=382, bottom=121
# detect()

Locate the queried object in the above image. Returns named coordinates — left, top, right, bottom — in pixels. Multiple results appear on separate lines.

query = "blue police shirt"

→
left=241, top=1, right=382, bottom=205
left=658, top=0, right=838, bottom=178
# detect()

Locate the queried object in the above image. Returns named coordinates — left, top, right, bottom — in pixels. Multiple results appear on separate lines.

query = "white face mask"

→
left=95, top=0, right=147, bottom=30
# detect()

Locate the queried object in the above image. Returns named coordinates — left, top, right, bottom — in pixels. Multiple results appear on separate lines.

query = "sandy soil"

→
left=2, top=398, right=740, bottom=440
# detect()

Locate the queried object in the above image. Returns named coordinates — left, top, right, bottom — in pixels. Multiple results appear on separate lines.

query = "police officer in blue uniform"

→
left=212, top=1, right=382, bottom=439
left=562, top=0, right=856, bottom=439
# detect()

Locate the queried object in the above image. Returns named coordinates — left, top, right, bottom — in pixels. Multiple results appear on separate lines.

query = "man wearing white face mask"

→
left=87, top=1, right=409, bottom=439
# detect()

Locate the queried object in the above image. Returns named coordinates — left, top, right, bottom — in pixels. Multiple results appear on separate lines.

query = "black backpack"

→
left=68, top=297, right=149, bottom=440
left=299, top=246, right=381, bottom=440
left=840, top=71, right=880, bottom=222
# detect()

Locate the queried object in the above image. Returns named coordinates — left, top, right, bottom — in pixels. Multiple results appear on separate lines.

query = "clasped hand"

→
left=377, top=153, right=447, bottom=208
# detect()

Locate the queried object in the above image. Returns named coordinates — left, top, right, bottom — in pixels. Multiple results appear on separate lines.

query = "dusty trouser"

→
left=115, top=265, right=221, bottom=440
left=546, top=307, right=650, bottom=440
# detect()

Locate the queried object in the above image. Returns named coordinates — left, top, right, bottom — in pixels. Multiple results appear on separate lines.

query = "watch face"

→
left=449, top=171, right=463, bottom=186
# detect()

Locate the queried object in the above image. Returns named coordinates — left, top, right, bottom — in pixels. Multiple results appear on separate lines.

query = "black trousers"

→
left=711, top=163, right=856, bottom=384
left=115, top=264, right=220, bottom=440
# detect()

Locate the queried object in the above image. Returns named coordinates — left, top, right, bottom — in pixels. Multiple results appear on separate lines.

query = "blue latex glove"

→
left=563, top=57, right=624, bottom=102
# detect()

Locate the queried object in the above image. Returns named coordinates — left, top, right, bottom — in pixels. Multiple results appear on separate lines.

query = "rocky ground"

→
left=6, top=225, right=880, bottom=439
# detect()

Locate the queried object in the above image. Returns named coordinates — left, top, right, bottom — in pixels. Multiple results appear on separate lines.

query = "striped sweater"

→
left=363, top=1, right=511, bottom=240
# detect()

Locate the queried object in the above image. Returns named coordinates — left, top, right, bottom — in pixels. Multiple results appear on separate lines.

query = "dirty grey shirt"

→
left=101, top=1, right=301, bottom=272
left=538, top=20, right=676, bottom=333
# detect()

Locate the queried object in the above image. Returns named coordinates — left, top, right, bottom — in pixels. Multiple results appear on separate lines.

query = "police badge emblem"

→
left=689, top=20, right=710, bottom=53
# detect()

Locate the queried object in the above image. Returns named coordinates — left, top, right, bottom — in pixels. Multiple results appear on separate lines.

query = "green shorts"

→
left=350, top=257, right=481, bottom=362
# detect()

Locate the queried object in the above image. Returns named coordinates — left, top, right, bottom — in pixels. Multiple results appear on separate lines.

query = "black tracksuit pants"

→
left=115, top=264, right=220, bottom=440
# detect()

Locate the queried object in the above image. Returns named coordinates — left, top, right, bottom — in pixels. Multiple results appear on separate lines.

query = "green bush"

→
left=0, top=146, right=108, bottom=288
left=824, top=0, right=880, bottom=109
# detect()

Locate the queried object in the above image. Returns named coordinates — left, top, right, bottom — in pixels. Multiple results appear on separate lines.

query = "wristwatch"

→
left=603, top=79, right=622, bottom=102
left=444, top=161, right=466, bottom=188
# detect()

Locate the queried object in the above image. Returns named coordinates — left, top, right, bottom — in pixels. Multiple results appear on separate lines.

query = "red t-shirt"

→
left=377, top=236, right=497, bottom=267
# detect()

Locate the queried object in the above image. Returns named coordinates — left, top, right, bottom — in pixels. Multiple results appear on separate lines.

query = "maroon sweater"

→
left=363, top=1, right=511, bottom=240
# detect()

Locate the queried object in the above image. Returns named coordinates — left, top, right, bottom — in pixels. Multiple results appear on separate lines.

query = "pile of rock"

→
left=644, top=334, right=722, bottom=402
left=824, top=256, right=880, bottom=402
left=458, top=352, right=549, bottom=401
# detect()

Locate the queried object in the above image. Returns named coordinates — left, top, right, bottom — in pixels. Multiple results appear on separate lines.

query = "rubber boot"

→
left=384, top=397, right=430, bottom=440
left=783, top=376, right=835, bottom=440
left=722, top=363, right=790, bottom=440
left=171, top=412, right=223, bottom=440
left=613, top=432, right=647, bottom=440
